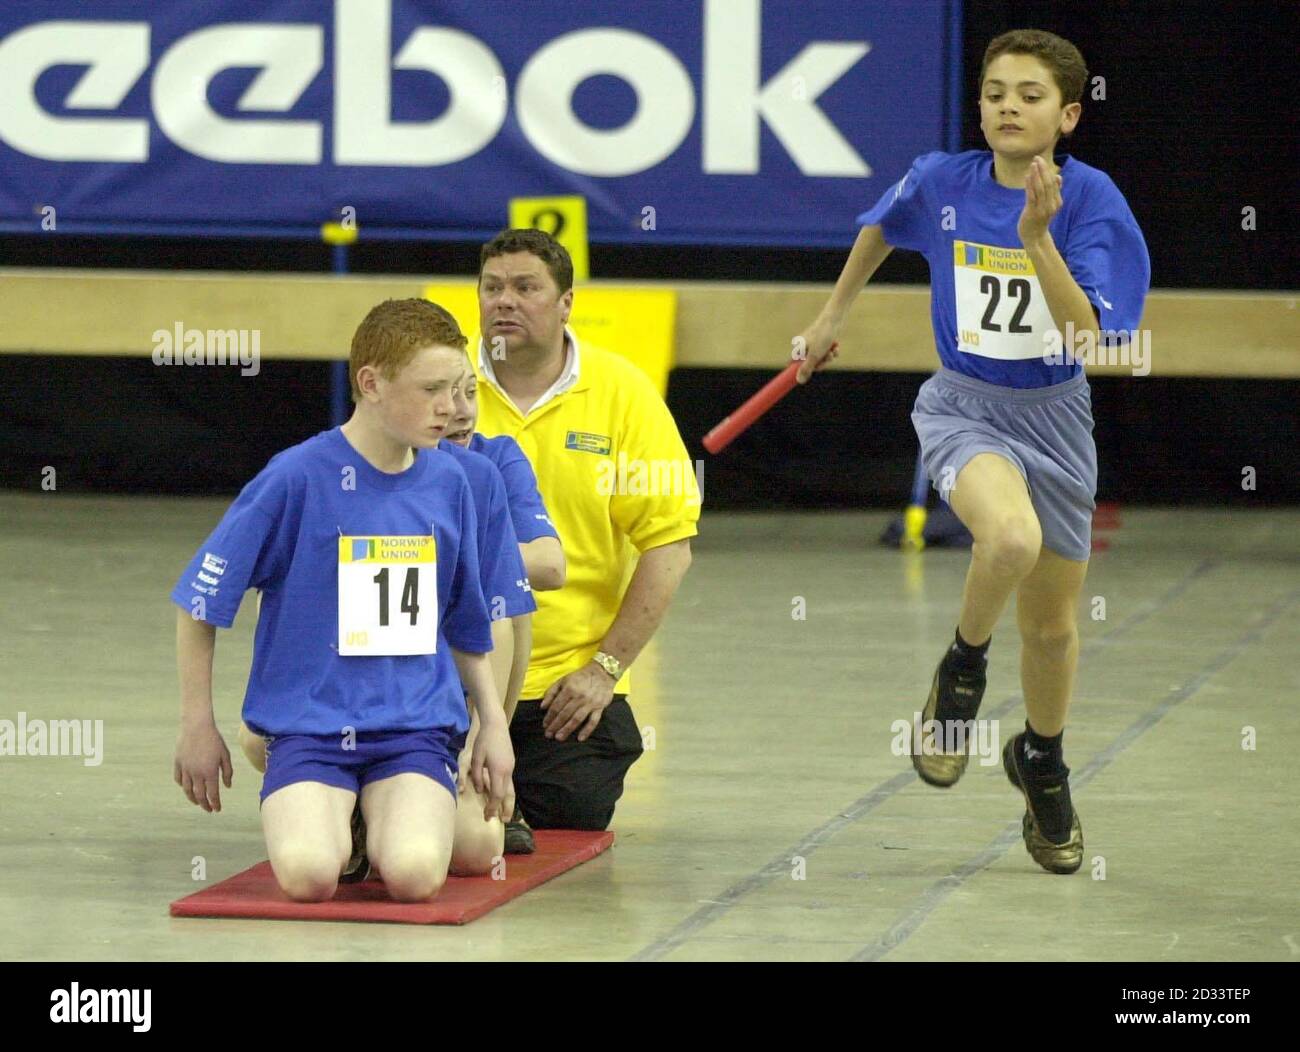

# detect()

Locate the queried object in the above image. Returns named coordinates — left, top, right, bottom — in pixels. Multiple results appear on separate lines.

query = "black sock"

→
left=948, top=627, right=990, bottom=668
left=1022, top=722, right=1065, bottom=772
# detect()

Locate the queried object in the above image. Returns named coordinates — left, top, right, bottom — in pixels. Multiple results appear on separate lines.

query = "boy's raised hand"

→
left=1018, top=155, right=1063, bottom=245
left=469, top=718, right=515, bottom=823
left=173, top=722, right=233, bottom=813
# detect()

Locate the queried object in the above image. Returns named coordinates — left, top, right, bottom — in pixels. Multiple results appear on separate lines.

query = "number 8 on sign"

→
left=337, top=536, right=437, bottom=656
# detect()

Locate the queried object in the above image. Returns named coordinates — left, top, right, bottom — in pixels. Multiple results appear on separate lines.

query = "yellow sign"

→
left=508, top=195, right=589, bottom=281
left=422, top=283, right=677, bottom=396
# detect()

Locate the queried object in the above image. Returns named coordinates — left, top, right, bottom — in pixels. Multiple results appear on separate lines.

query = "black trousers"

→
left=509, top=695, right=644, bottom=831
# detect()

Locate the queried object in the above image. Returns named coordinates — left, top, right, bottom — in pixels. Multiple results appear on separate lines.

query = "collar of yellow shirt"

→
left=476, top=327, right=585, bottom=419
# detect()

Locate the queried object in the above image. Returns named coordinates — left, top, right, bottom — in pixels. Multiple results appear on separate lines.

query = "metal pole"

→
left=322, top=222, right=358, bottom=427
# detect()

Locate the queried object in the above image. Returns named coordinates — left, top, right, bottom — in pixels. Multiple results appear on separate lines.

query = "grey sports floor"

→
left=2, top=493, right=1296, bottom=961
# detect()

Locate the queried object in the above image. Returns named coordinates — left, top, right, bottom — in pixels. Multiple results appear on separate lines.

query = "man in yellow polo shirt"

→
left=471, top=228, right=698, bottom=830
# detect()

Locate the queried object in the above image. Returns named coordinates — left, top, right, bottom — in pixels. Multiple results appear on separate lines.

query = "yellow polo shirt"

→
left=474, top=334, right=700, bottom=698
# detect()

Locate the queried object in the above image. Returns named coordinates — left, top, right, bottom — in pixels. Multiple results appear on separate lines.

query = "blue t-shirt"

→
left=169, top=428, right=491, bottom=737
left=466, top=433, right=560, bottom=544
left=437, top=440, right=535, bottom=619
left=857, top=150, right=1150, bottom=388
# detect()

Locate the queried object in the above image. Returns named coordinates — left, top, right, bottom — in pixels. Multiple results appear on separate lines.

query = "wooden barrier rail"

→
left=1, top=268, right=1295, bottom=378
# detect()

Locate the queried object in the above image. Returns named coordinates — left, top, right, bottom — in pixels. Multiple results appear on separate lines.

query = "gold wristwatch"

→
left=593, top=651, right=623, bottom=681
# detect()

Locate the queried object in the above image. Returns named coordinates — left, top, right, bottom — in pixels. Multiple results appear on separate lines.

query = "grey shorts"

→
left=911, top=368, right=1098, bottom=561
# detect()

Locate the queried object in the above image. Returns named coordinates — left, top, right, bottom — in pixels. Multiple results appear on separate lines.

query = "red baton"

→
left=702, top=343, right=837, bottom=455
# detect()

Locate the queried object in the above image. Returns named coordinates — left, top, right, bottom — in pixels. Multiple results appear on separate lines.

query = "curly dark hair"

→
left=980, top=29, right=1088, bottom=106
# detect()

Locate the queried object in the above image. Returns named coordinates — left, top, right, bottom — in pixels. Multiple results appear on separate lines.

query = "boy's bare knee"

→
left=376, top=844, right=449, bottom=902
left=384, top=869, right=446, bottom=903
left=1022, top=620, right=1077, bottom=657
left=977, top=520, right=1041, bottom=580
left=273, top=844, right=342, bottom=902
left=450, top=825, right=503, bottom=876
left=282, top=875, right=337, bottom=903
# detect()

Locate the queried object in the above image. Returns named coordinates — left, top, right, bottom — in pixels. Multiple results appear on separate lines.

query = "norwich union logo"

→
left=565, top=431, right=612, bottom=456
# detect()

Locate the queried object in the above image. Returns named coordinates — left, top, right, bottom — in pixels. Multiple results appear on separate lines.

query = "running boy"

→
left=792, top=30, right=1150, bottom=873
left=172, top=298, right=514, bottom=902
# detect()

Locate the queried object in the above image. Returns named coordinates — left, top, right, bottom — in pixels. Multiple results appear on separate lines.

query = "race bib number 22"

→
left=337, top=536, right=437, bottom=656
left=953, top=240, right=1056, bottom=360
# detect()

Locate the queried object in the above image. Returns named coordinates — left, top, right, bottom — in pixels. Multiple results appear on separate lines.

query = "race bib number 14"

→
left=338, top=536, right=437, bottom=656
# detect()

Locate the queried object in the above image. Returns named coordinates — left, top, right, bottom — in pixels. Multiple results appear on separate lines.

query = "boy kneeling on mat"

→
left=171, top=299, right=514, bottom=902
left=237, top=335, right=563, bottom=869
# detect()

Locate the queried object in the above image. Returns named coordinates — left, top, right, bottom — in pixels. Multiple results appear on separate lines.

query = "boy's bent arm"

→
left=795, top=224, right=894, bottom=382
left=1022, top=233, right=1098, bottom=345
left=176, top=609, right=218, bottom=728
left=506, top=613, right=531, bottom=722
left=452, top=647, right=508, bottom=729
left=451, top=647, right=516, bottom=821
left=520, top=536, right=565, bottom=590
left=174, top=608, right=233, bottom=812
left=1019, top=157, right=1097, bottom=345
left=820, top=224, right=895, bottom=329
left=487, top=617, right=514, bottom=713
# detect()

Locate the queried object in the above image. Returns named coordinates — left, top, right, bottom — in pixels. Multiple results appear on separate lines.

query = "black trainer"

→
left=1002, top=733, right=1084, bottom=874
left=910, top=647, right=988, bottom=787
left=503, top=805, right=535, bottom=855
left=338, top=801, right=371, bottom=884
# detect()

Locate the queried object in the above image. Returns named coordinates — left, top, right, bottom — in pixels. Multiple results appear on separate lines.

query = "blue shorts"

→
left=259, top=728, right=465, bottom=805
left=911, top=368, right=1098, bottom=561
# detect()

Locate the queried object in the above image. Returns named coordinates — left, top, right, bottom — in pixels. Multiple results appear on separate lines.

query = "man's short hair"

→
left=349, top=298, right=467, bottom=402
left=480, top=228, right=574, bottom=294
left=980, top=29, right=1088, bottom=107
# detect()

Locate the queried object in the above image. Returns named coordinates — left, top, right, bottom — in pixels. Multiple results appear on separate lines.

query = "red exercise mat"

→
left=170, top=829, right=614, bottom=925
